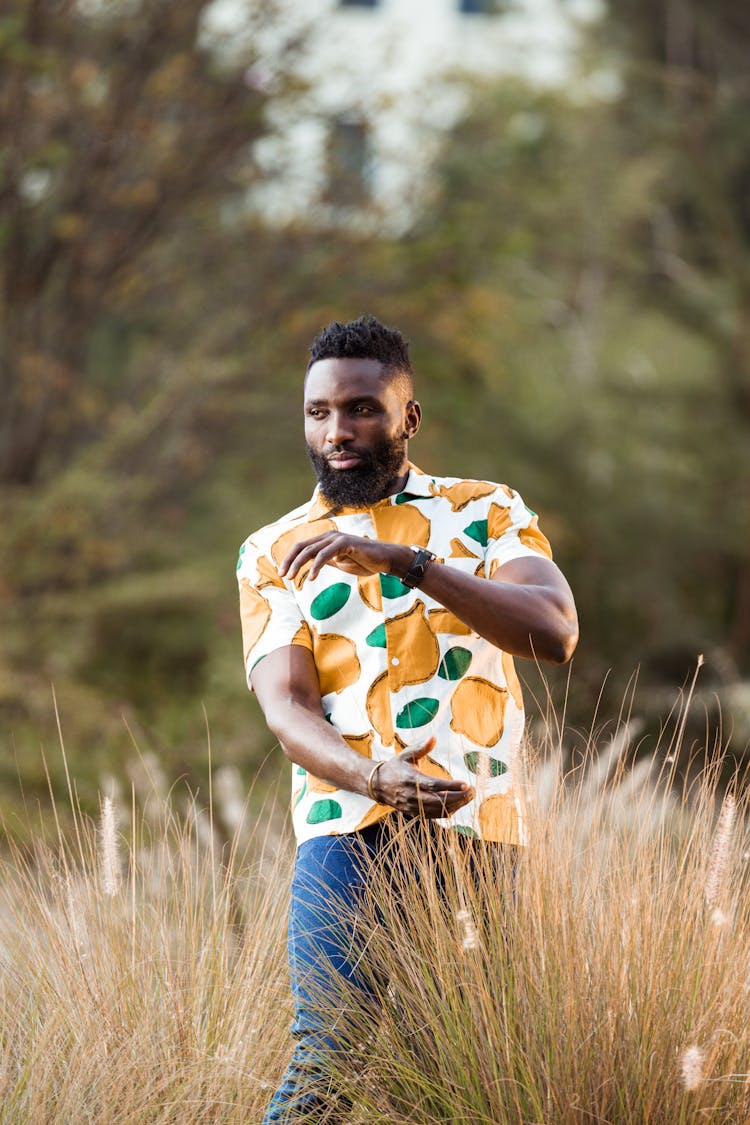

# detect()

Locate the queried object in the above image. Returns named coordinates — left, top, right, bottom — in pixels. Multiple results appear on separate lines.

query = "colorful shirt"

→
left=237, top=464, right=552, bottom=846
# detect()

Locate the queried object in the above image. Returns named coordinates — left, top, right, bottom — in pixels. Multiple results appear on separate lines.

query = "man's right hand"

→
left=372, top=737, right=474, bottom=818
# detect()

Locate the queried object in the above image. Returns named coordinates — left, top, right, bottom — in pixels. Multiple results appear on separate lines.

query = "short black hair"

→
left=307, top=314, right=414, bottom=394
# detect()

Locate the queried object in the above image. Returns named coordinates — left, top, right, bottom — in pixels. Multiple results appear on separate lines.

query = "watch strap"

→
left=401, top=546, right=436, bottom=589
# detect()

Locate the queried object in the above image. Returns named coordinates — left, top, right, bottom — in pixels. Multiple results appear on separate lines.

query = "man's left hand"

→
left=279, top=531, right=411, bottom=582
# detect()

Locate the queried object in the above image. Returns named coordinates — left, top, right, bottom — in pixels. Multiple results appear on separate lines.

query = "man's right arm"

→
left=250, top=645, right=473, bottom=818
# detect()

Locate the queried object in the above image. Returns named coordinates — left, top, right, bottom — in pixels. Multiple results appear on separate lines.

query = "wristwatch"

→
left=401, top=545, right=436, bottom=589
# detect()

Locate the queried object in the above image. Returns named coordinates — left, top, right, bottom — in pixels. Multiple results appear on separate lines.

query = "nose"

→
left=325, top=410, right=355, bottom=447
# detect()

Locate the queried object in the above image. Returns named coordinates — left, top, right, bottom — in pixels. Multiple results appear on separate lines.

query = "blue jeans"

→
left=262, top=819, right=390, bottom=1124
left=262, top=818, right=512, bottom=1123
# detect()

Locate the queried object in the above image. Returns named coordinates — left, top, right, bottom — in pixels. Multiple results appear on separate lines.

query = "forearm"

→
left=252, top=648, right=473, bottom=819
left=266, top=697, right=372, bottom=796
left=426, top=567, right=575, bottom=661
left=386, top=545, right=578, bottom=663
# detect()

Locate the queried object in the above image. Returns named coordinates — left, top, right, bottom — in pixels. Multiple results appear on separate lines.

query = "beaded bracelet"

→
left=366, top=760, right=386, bottom=802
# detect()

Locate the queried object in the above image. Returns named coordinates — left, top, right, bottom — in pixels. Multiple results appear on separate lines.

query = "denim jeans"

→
left=262, top=818, right=514, bottom=1123
left=261, top=820, right=390, bottom=1124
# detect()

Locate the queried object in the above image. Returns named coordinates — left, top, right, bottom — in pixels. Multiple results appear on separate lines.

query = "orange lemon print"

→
left=519, top=516, right=553, bottom=558
left=427, top=607, right=473, bottom=637
left=372, top=502, right=431, bottom=548
left=384, top=599, right=440, bottom=692
left=307, top=774, right=338, bottom=794
left=429, top=480, right=497, bottom=512
left=366, top=671, right=394, bottom=746
left=450, top=676, right=509, bottom=747
left=487, top=502, right=513, bottom=541
left=449, top=538, right=480, bottom=560
left=255, top=554, right=286, bottom=590
left=342, top=731, right=375, bottom=758
left=358, top=574, right=382, bottom=613
left=270, top=519, right=336, bottom=588
left=478, top=791, right=522, bottom=845
left=311, top=630, right=361, bottom=696
left=239, top=579, right=271, bottom=663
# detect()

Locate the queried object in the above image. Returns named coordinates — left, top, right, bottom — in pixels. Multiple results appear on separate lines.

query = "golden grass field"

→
left=0, top=680, right=748, bottom=1124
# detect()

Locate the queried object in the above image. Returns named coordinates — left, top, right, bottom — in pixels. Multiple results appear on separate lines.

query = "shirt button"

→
left=391, top=656, right=400, bottom=666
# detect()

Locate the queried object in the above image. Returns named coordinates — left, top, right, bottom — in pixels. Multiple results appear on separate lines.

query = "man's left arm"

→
left=280, top=533, right=578, bottom=665
left=418, top=552, right=577, bottom=664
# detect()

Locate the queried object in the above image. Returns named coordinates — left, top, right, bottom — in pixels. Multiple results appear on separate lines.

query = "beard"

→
left=306, top=433, right=408, bottom=509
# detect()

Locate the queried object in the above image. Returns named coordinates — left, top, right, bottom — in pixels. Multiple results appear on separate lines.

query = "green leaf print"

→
left=395, top=697, right=440, bottom=728
left=306, top=799, right=343, bottom=825
left=310, top=583, right=351, bottom=620
left=380, top=574, right=410, bottom=599
left=453, top=824, right=479, bottom=839
left=463, top=519, right=489, bottom=547
left=463, top=752, right=508, bottom=777
left=236, top=544, right=246, bottom=571
left=438, top=647, right=472, bottom=679
left=366, top=623, right=387, bottom=647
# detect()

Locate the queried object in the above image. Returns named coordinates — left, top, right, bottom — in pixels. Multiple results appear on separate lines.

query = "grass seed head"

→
left=99, top=795, right=120, bottom=896
left=680, top=1045, right=706, bottom=1091
left=704, top=793, right=736, bottom=910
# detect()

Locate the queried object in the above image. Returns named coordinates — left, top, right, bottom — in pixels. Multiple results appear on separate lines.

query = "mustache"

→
left=325, top=447, right=371, bottom=465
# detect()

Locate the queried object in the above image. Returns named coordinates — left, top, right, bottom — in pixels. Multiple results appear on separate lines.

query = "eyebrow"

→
left=305, top=395, right=383, bottom=408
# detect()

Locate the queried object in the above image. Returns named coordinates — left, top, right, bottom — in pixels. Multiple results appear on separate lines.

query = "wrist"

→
left=366, top=760, right=386, bottom=802
left=387, top=544, right=416, bottom=580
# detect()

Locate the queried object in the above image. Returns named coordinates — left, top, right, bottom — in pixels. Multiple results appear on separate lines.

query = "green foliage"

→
left=2, top=1, right=750, bottom=825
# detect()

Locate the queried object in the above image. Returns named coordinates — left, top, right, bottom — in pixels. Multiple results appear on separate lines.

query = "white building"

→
left=208, top=0, right=601, bottom=226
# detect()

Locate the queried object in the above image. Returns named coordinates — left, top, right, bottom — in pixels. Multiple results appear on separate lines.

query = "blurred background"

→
left=1, top=0, right=749, bottom=837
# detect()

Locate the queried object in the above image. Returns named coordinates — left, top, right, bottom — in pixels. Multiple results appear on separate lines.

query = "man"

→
left=237, top=315, right=578, bottom=1121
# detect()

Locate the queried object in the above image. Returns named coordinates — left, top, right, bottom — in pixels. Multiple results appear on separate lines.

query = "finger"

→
left=412, top=787, right=475, bottom=817
left=286, top=541, right=334, bottom=581
left=426, top=779, right=472, bottom=793
left=398, top=736, right=436, bottom=765
left=417, top=778, right=475, bottom=804
left=281, top=531, right=339, bottom=576
left=279, top=533, right=336, bottom=576
left=309, top=541, right=352, bottom=581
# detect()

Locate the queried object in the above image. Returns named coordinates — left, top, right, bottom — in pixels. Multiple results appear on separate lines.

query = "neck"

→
left=383, top=464, right=410, bottom=498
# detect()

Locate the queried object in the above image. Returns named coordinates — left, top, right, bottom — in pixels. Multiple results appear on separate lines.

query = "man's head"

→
left=304, top=315, right=421, bottom=508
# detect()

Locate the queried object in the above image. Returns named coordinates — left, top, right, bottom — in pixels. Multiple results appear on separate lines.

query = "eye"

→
left=354, top=405, right=374, bottom=415
left=307, top=408, right=326, bottom=418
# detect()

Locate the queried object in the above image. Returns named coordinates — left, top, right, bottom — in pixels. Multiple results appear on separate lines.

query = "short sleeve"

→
left=236, top=537, right=313, bottom=690
left=484, top=487, right=553, bottom=578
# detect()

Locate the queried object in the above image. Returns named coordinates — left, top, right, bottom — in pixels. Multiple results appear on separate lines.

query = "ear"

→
left=403, top=399, right=422, bottom=440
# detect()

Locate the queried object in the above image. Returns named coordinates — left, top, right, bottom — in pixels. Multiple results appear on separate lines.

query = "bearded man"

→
left=237, top=314, right=578, bottom=1121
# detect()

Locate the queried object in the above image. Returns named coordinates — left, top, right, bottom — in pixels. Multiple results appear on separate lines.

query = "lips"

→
left=327, top=452, right=364, bottom=470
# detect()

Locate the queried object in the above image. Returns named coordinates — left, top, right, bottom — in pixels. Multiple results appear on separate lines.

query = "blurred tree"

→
left=0, top=0, right=313, bottom=812
left=0, top=0, right=281, bottom=487
left=351, top=44, right=750, bottom=729
left=598, top=1, right=750, bottom=669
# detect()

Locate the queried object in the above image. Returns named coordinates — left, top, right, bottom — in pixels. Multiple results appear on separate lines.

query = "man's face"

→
left=304, top=357, right=420, bottom=508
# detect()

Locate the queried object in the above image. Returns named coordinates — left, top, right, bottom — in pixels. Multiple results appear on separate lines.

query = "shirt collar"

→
left=306, top=462, right=434, bottom=520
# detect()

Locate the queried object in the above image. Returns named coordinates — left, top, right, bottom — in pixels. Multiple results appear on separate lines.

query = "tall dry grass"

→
left=320, top=706, right=750, bottom=1123
left=0, top=749, right=294, bottom=1124
left=0, top=679, right=748, bottom=1123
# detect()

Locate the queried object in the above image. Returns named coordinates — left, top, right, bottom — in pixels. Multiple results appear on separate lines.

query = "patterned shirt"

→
left=237, top=464, right=552, bottom=846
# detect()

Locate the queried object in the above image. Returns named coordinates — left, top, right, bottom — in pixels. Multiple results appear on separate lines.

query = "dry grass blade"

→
left=310, top=701, right=750, bottom=1123
left=1, top=681, right=749, bottom=1123
left=0, top=773, right=294, bottom=1124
